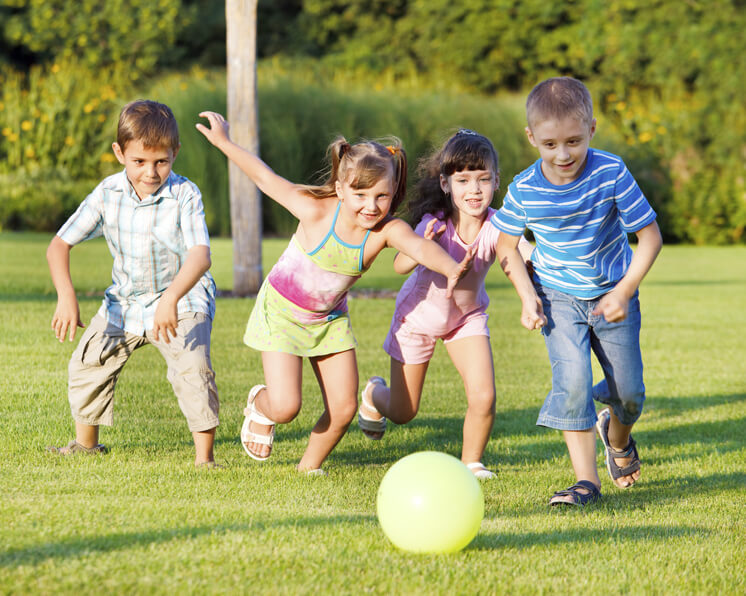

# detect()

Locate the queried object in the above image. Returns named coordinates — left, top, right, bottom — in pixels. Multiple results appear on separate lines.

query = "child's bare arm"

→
left=47, top=235, right=84, bottom=342
left=385, top=219, right=471, bottom=298
left=393, top=218, right=446, bottom=274
left=196, top=112, right=316, bottom=221
left=593, top=220, right=662, bottom=322
left=152, top=245, right=212, bottom=343
left=496, top=232, right=546, bottom=330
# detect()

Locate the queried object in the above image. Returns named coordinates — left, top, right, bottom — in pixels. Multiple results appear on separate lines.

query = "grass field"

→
left=1, top=232, right=744, bottom=595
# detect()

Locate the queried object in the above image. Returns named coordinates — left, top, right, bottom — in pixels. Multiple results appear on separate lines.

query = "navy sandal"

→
left=549, top=480, right=602, bottom=507
left=596, top=407, right=640, bottom=488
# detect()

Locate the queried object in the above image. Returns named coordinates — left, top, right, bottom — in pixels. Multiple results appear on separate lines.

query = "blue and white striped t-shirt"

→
left=491, top=148, right=657, bottom=299
left=57, top=169, right=216, bottom=335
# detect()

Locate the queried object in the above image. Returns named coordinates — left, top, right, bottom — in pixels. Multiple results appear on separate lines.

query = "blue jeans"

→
left=535, top=284, right=646, bottom=431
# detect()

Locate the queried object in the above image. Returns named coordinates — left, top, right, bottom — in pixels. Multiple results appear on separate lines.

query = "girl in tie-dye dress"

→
left=197, top=111, right=472, bottom=474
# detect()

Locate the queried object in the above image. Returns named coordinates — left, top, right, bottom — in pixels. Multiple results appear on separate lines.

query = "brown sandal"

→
left=47, top=440, right=107, bottom=455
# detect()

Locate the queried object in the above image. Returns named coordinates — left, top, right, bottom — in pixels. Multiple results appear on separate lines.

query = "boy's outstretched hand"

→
left=445, top=245, right=475, bottom=298
left=152, top=295, right=179, bottom=343
left=195, top=111, right=231, bottom=148
left=592, top=289, right=629, bottom=322
left=51, top=298, right=85, bottom=343
left=520, top=296, right=547, bottom=331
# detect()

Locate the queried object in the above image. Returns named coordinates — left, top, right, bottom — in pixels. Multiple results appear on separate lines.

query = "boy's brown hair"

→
left=526, top=77, right=594, bottom=129
left=116, top=100, right=180, bottom=152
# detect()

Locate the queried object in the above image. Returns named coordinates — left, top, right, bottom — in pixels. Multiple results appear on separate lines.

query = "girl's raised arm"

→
left=196, top=111, right=312, bottom=220
left=384, top=219, right=472, bottom=297
left=393, top=218, right=446, bottom=274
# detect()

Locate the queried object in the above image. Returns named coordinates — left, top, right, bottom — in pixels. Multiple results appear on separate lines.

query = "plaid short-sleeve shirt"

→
left=57, top=170, right=216, bottom=335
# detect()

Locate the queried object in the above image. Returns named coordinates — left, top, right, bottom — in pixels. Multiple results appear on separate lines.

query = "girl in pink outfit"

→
left=358, top=130, right=532, bottom=479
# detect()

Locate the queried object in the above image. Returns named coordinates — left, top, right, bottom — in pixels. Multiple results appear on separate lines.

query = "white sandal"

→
left=240, top=384, right=275, bottom=461
left=466, top=462, right=497, bottom=480
left=358, top=376, right=387, bottom=440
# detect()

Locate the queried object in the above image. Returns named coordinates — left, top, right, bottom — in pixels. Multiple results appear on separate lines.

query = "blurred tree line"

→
left=1, top=0, right=744, bottom=243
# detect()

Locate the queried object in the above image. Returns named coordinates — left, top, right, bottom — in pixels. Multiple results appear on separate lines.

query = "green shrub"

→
left=0, top=168, right=98, bottom=232
left=0, top=59, right=130, bottom=231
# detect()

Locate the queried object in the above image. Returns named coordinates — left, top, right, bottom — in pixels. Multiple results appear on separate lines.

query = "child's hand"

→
left=51, top=297, right=85, bottom=343
left=195, top=111, right=231, bottom=148
left=153, top=295, right=179, bottom=343
left=423, top=218, right=446, bottom=241
left=444, top=245, right=475, bottom=298
left=520, top=296, right=547, bottom=330
left=592, top=289, right=629, bottom=322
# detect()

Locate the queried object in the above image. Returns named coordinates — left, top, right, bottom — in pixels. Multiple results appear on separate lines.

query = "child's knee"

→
left=466, top=388, right=496, bottom=415
left=388, top=408, right=417, bottom=425
left=268, top=400, right=302, bottom=424
left=618, top=391, right=644, bottom=424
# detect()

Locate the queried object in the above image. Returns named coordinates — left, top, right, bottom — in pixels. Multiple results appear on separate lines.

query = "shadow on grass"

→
left=330, top=392, right=746, bottom=469
left=0, top=514, right=376, bottom=568
left=471, top=524, right=707, bottom=551
left=116, top=392, right=746, bottom=469
left=487, top=470, right=746, bottom=519
left=645, top=392, right=746, bottom=415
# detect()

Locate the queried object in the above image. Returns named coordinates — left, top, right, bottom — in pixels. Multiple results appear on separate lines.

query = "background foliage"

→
left=1, top=0, right=744, bottom=243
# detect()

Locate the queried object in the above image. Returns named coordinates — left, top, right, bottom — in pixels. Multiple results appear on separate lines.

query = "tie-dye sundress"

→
left=243, top=202, right=369, bottom=357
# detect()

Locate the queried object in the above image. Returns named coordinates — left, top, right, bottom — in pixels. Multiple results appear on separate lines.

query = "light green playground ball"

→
left=376, top=451, right=484, bottom=553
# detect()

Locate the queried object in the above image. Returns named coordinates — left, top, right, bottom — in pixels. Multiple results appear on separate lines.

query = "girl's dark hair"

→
left=408, top=129, right=499, bottom=224
left=301, top=136, right=408, bottom=214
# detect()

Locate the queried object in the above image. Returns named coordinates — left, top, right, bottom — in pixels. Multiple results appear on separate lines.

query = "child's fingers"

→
left=423, top=219, right=437, bottom=239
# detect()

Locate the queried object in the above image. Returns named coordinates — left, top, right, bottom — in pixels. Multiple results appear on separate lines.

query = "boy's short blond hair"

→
left=526, top=77, right=594, bottom=129
left=117, top=100, right=180, bottom=152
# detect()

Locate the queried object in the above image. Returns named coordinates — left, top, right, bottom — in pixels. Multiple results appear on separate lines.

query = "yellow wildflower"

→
left=51, top=64, right=61, bottom=74
left=1, top=127, right=11, bottom=137
left=179, top=82, right=188, bottom=91
left=25, top=146, right=36, bottom=158
left=83, top=103, right=94, bottom=113
left=21, top=120, right=32, bottom=131
left=657, top=126, right=667, bottom=135
left=64, top=136, right=75, bottom=146
left=615, top=101, right=627, bottom=111
left=9, top=132, right=19, bottom=142
left=100, top=153, right=116, bottom=163
left=639, top=132, right=653, bottom=143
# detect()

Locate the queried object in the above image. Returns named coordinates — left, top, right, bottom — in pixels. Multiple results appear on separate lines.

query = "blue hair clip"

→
left=457, top=129, right=480, bottom=136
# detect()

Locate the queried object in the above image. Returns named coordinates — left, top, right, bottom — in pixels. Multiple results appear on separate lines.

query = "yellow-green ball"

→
left=377, top=451, right=484, bottom=553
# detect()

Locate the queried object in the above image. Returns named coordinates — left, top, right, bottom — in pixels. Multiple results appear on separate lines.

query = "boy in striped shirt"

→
left=493, top=77, right=662, bottom=506
left=46, top=100, right=220, bottom=467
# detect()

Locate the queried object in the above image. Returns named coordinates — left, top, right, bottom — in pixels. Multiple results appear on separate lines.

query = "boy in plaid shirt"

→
left=46, top=100, right=220, bottom=467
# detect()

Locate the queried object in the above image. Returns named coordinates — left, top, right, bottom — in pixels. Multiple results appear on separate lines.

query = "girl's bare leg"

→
left=297, top=349, right=359, bottom=471
left=369, top=359, right=429, bottom=425
left=444, top=335, right=496, bottom=465
left=243, top=351, right=304, bottom=459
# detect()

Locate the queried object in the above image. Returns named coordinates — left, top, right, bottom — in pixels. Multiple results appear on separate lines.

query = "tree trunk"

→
left=226, top=0, right=262, bottom=295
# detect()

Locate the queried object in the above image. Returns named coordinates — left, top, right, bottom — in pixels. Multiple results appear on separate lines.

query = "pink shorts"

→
left=383, top=313, right=490, bottom=365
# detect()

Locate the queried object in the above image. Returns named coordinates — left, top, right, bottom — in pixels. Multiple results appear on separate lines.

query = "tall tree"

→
left=226, top=0, right=262, bottom=295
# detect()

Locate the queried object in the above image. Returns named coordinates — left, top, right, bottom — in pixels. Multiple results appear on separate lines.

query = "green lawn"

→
left=1, top=232, right=744, bottom=595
